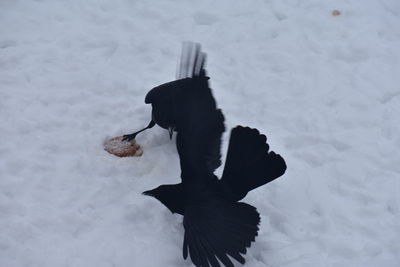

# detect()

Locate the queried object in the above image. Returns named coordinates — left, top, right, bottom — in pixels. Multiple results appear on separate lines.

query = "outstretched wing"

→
left=183, top=199, right=260, bottom=267
left=174, top=43, right=225, bottom=180
left=221, top=126, right=287, bottom=201
left=176, top=107, right=225, bottom=182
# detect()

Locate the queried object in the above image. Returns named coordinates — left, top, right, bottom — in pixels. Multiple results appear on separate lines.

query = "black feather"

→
left=221, top=126, right=287, bottom=201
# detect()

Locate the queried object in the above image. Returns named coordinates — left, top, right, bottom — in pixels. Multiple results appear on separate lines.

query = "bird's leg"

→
left=122, top=120, right=156, bottom=142
left=168, top=126, right=175, bottom=140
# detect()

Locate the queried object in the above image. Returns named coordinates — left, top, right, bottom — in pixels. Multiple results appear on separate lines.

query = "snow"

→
left=1, top=0, right=399, bottom=266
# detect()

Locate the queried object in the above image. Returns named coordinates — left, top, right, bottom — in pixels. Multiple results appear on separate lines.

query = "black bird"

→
left=122, top=42, right=211, bottom=142
left=143, top=121, right=287, bottom=267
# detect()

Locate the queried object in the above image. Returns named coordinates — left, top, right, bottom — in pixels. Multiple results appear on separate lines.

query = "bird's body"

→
left=131, top=42, right=287, bottom=267
left=145, top=125, right=286, bottom=267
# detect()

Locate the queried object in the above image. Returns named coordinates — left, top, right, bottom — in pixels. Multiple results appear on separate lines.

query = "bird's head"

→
left=144, top=78, right=198, bottom=139
left=142, top=183, right=186, bottom=215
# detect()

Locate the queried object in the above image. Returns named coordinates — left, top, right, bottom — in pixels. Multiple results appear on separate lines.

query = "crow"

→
left=122, top=42, right=211, bottom=142
left=143, top=121, right=287, bottom=267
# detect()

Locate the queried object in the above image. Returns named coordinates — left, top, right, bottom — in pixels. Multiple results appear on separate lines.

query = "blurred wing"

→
left=183, top=199, right=260, bottom=267
left=177, top=42, right=207, bottom=79
left=174, top=43, right=225, bottom=182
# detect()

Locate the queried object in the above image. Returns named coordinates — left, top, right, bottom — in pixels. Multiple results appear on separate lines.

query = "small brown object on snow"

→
left=331, top=10, right=341, bottom=16
left=104, top=136, right=143, bottom=157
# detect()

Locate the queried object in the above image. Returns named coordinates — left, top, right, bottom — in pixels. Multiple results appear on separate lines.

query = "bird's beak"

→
left=168, top=127, right=174, bottom=140
left=142, top=190, right=154, bottom=197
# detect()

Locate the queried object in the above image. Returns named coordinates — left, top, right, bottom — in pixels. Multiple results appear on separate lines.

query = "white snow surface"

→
left=1, top=0, right=399, bottom=266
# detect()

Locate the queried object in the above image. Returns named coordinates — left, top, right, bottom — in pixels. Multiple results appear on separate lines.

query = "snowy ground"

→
left=1, top=0, right=399, bottom=266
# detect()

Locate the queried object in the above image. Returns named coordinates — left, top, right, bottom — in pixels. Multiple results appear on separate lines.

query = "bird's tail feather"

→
left=183, top=199, right=260, bottom=267
left=221, top=126, right=287, bottom=201
left=177, top=42, right=207, bottom=79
